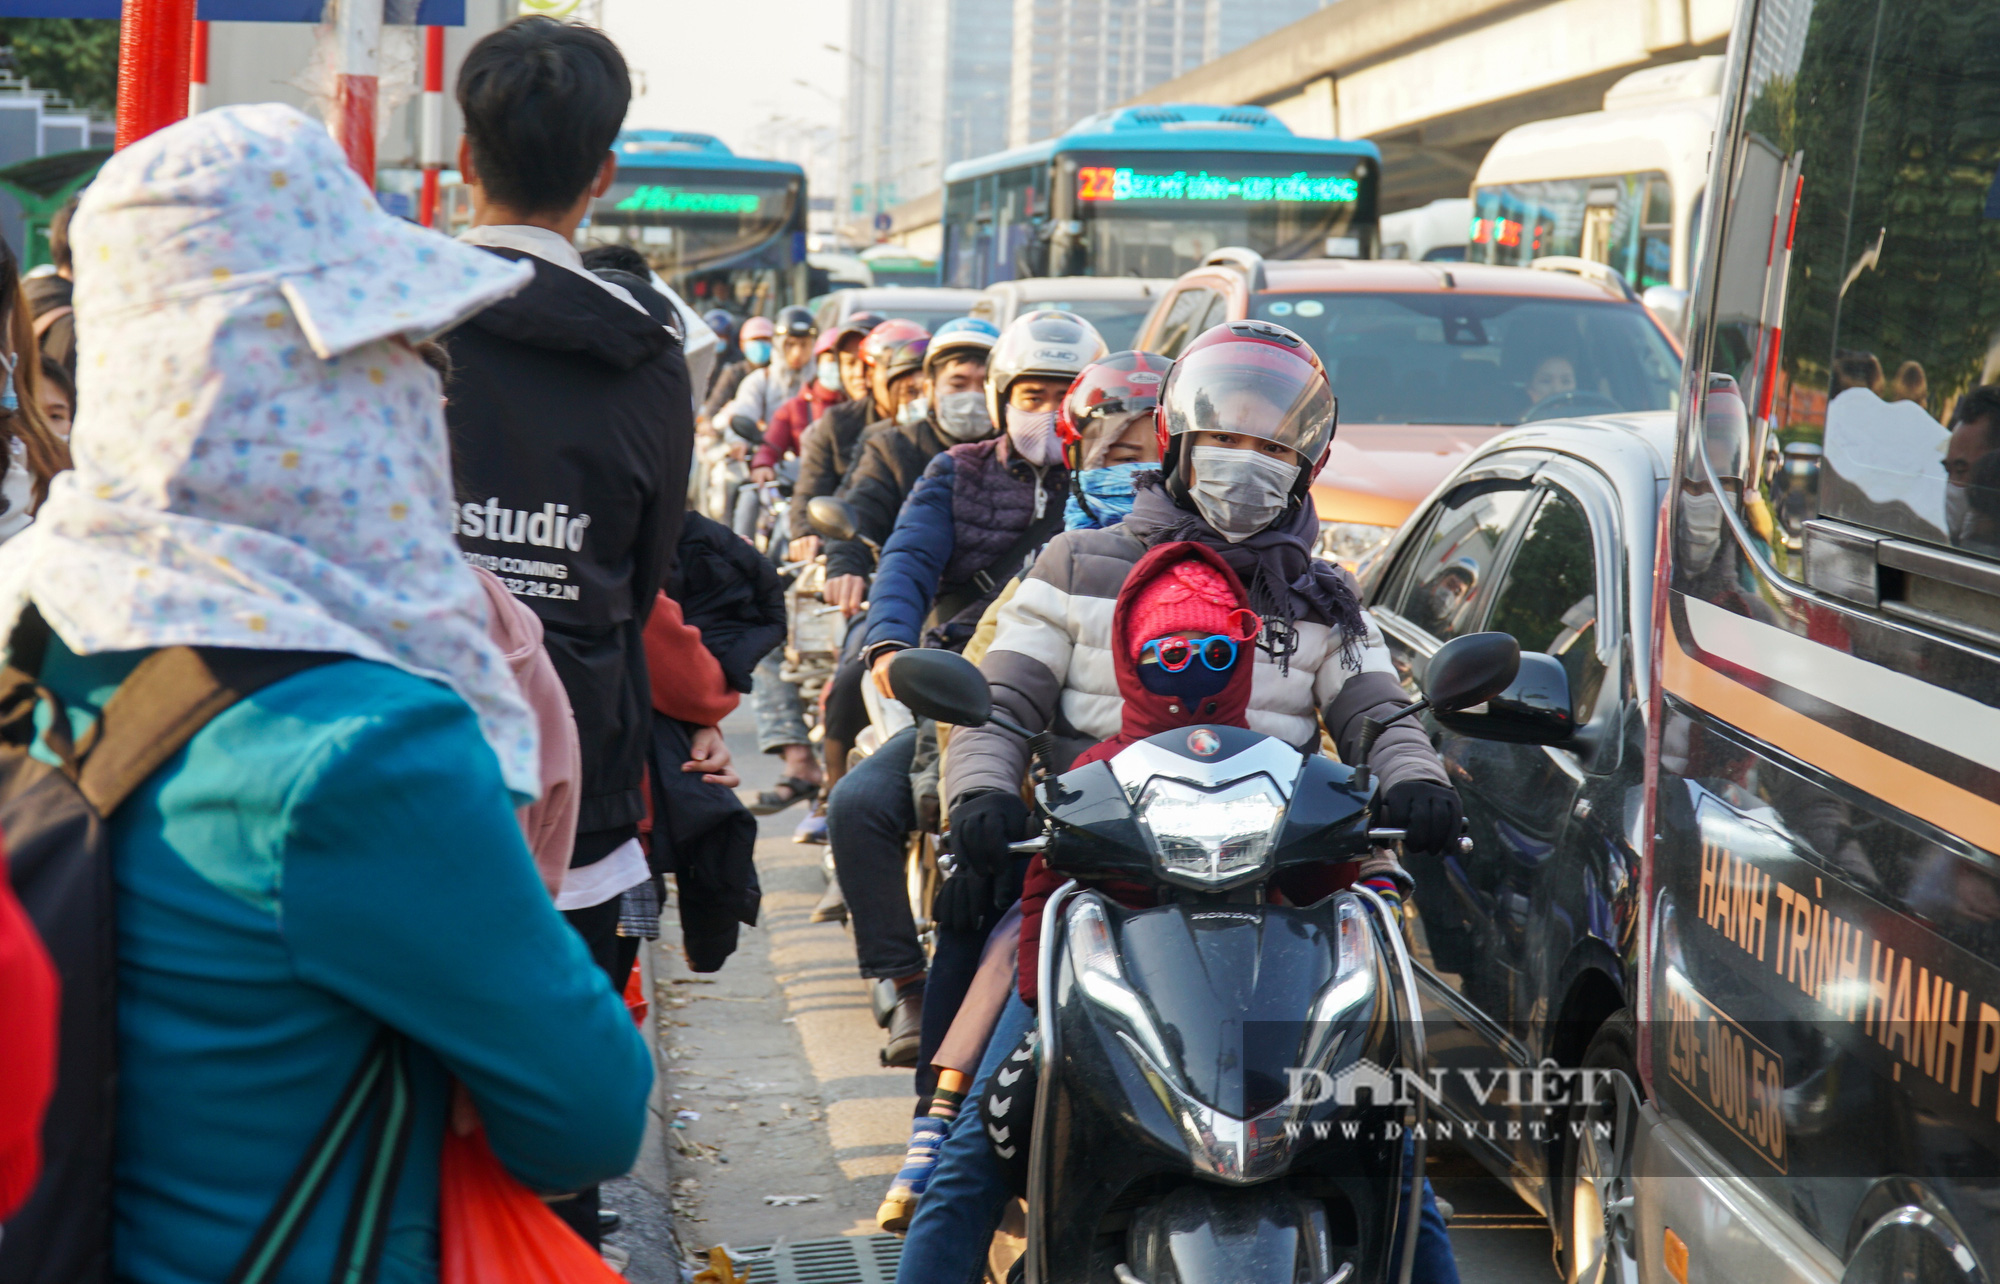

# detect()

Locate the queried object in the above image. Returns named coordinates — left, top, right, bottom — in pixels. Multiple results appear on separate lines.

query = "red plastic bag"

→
left=623, top=959, right=648, bottom=1028
left=440, top=1122, right=627, bottom=1284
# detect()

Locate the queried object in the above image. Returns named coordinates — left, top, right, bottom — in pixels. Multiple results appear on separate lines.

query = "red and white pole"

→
left=418, top=25, right=445, bottom=227
left=114, top=0, right=197, bottom=149
left=187, top=20, right=209, bottom=117
left=332, top=0, right=381, bottom=183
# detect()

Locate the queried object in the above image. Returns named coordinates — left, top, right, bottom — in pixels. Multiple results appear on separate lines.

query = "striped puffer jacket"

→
left=942, top=517, right=1447, bottom=810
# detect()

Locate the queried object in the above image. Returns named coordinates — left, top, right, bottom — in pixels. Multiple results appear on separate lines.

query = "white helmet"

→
left=984, top=309, right=1109, bottom=428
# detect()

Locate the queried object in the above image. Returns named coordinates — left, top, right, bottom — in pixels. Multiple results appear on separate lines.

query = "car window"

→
left=1151, top=288, right=1217, bottom=357
left=1390, top=480, right=1535, bottom=641
left=1251, top=291, right=1680, bottom=426
left=1194, top=291, right=1232, bottom=341
left=1018, top=296, right=1156, bottom=350
left=1486, top=487, right=1608, bottom=720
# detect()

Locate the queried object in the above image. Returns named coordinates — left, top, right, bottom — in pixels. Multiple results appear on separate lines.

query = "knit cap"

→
left=1128, top=548, right=1261, bottom=661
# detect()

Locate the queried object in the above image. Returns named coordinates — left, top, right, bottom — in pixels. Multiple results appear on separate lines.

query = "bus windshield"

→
left=1062, top=151, right=1376, bottom=279
left=1470, top=173, right=1674, bottom=289
left=1250, top=292, right=1681, bottom=425
left=585, top=167, right=803, bottom=311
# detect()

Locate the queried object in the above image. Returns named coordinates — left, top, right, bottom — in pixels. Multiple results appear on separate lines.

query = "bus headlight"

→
left=1136, top=777, right=1286, bottom=890
left=1316, top=520, right=1396, bottom=567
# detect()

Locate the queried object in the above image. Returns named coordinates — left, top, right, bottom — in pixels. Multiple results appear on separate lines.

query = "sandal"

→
left=749, top=774, right=820, bottom=815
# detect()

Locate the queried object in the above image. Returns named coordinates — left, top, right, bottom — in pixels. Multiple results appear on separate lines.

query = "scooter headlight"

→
left=1135, top=776, right=1286, bottom=890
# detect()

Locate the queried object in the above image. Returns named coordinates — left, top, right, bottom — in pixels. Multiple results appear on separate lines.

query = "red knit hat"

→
left=1128, top=549, right=1261, bottom=661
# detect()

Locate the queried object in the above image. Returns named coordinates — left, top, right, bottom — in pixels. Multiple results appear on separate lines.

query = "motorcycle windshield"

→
left=1114, top=902, right=1354, bottom=1119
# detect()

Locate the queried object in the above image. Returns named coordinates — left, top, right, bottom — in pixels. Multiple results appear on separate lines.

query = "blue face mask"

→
left=1064, top=462, right=1149, bottom=530
left=0, top=353, right=16, bottom=413
left=744, top=339, right=772, bottom=366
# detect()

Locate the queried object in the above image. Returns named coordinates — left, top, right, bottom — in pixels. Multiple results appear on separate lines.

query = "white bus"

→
left=1469, top=56, right=1720, bottom=298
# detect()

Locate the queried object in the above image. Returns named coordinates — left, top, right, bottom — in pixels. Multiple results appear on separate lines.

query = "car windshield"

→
left=1250, top=292, right=1681, bottom=425
left=1013, top=297, right=1155, bottom=350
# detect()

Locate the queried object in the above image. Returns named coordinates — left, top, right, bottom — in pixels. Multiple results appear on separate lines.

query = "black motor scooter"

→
left=890, top=633, right=1519, bottom=1284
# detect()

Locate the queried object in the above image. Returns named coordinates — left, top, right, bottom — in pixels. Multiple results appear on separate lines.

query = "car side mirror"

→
left=807, top=496, right=859, bottom=543
left=1642, top=285, right=1689, bottom=338
left=1421, top=632, right=1521, bottom=714
left=1434, top=652, right=1576, bottom=745
left=888, top=649, right=991, bottom=728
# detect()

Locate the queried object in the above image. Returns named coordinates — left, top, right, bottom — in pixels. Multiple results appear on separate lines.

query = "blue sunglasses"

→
left=1140, top=634, right=1241, bottom=673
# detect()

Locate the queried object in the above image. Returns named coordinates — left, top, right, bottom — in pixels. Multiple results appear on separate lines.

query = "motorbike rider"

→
left=751, top=324, right=849, bottom=486
left=702, top=312, right=770, bottom=427
left=823, top=310, right=1103, bottom=1072
left=903, top=321, right=1466, bottom=1284
left=719, top=304, right=816, bottom=431
left=794, top=314, right=909, bottom=511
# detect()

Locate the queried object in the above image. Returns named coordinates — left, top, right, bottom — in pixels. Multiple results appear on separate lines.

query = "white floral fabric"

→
left=0, top=103, right=546, bottom=796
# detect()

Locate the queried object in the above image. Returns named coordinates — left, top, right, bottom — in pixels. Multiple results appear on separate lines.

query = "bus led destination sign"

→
left=1076, top=166, right=1359, bottom=205
left=613, top=185, right=763, bottom=215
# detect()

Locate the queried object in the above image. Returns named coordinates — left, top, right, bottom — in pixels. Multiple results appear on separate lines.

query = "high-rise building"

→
left=1007, top=0, right=1328, bottom=148
left=841, top=0, right=1014, bottom=224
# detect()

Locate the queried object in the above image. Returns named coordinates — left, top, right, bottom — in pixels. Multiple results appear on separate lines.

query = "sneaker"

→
left=810, top=877, right=847, bottom=925
left=794, top=810, right=829, bottom=844
left=876, top=1115, right=949, bottom=1233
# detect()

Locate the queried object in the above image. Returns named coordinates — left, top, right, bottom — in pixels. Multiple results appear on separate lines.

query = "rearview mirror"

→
left=1642, top=285, right=1689, bottom=338
left=807, top=496, right=859, bottom=543
left=888, top=649, right=991, bottom=728
left=1434, top=652, right=1576, bottom=745
left=728, top=414, right=764, bottom=446
left=1421, top=632, right=1521, bottom=714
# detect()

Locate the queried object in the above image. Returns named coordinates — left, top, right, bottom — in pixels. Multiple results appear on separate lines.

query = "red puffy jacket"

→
left=0, top=833, right=59, bottom=1219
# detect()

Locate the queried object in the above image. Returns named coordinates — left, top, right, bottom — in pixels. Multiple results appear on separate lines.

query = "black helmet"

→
left=776, top=305, right=818, bottom=339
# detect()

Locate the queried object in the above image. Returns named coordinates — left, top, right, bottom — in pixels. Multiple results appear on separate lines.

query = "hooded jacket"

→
left=754, top=380, right=843, bottom=471
left=446, top=249, right=694, bottom=837
left=824, top=413, right=956, bottom=580
left=795, top=397, right=877, bottom=503
left=1014, top=544, right=1252, bottom=1001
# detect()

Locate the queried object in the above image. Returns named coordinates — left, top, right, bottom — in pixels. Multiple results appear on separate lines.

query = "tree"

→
left=0, top=20, right=119, bottom=116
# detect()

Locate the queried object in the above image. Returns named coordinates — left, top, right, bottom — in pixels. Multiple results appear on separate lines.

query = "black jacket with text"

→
left=445, top=250, right=693, bottom=836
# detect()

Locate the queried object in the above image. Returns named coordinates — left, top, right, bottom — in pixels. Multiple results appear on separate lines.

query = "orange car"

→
left=1130, top=249, right=1683, bottom=567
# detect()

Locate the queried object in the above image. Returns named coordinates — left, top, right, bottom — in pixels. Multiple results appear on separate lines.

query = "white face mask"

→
left=897, top=396, right=929, bottom=427
left=817, top=356, right=842, bottom=392
left=935, top=389, right=994, bottom=441
left=1188, top=443, right=1299, bottom=541
left=1008, top=407, right=1063, bottom=466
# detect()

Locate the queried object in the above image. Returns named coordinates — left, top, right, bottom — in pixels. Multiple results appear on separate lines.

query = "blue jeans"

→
left=895, top=995, right=1461, bottom=1284
left=749, top=647, right=810, bottom=754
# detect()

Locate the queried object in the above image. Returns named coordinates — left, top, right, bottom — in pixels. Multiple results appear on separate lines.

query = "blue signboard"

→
left=0, top=0, right=463, bottom=20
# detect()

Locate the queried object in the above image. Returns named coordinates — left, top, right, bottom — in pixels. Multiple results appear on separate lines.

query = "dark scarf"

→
left=1124, top=472, right=1366, bottom=673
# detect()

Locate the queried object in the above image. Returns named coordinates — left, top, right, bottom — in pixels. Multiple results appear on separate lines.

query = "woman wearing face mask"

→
left=1055, top=349, right=1172, bottom=530
left=946, top=319, right=1463, bottom=897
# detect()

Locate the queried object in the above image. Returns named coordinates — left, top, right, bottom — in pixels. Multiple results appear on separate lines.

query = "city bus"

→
left=940, top=104, right=1379, bottom=288
left=1468, top=56, right=1720, bottom=297
left=1612, top=4, right=2000, bottom=1283
left=578, top=130, right=808, bottom=315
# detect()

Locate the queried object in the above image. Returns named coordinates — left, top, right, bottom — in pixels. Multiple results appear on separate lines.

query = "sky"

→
left=599, top=0, right=852, bottom=162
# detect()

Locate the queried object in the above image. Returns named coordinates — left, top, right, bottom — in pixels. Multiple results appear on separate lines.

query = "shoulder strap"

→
left=929, top=502, right=1066, bottom=633
left=76, top=646, right=344, bottom=817
left=227, top=1030, right=413, bottom=1284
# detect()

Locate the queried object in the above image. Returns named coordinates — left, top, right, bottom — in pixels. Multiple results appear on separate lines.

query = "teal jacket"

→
left=36, top=642, right=652, bottom=1284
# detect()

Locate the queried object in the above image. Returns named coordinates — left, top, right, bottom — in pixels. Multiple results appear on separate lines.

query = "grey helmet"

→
left=983, top=309, right=1109, bottom=429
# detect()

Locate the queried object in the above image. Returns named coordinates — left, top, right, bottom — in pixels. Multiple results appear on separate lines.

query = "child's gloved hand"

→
left=1375, top=779, right=1462, bottom=855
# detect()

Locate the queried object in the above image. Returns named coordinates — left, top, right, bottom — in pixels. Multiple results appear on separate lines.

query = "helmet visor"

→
left=1076, top=407, right=1156, bottom=469
left=1161, top=339, right=1335, bottom=463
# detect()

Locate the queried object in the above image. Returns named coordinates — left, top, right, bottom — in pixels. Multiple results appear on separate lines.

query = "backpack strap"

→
left=227, top=1030, right=413, bottom=1284
left=74, top=646, right=343, bottom=817
left=32, top=304, right=71, bottom=341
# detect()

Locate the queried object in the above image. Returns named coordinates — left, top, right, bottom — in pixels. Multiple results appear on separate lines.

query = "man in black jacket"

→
left=445, top=18, right=692, bottom=992
left=793, top=313, right=906, bottom=511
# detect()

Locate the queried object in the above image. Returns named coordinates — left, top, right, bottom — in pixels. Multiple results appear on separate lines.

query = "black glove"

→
left=950, top=790, right=1032, bottom=876
left=1376, top=780, right=1463, bottom=855
left=934, top=871, right=995, bottom=933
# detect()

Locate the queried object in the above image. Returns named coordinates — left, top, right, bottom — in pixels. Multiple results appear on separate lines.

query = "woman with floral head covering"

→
left=0, top=104, right=650, bottom=1283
